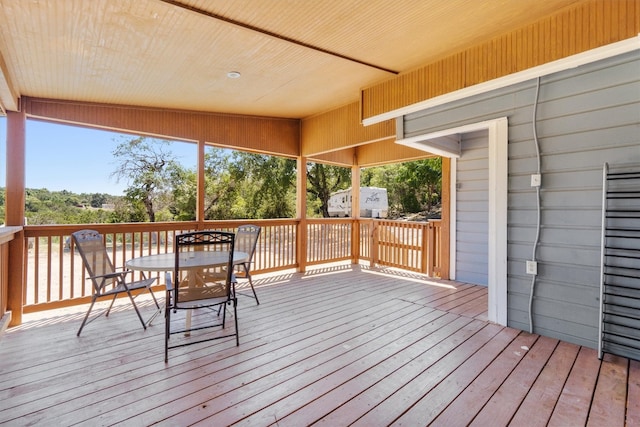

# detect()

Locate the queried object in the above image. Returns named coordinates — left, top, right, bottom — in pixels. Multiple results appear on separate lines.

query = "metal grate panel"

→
left=599, top=163, right=640, bottom=361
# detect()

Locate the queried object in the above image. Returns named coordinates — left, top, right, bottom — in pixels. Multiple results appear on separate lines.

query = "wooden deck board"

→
left=209, top=308, right=451, bottom=426
left=429, top=331, right=539, bottom=426
left=460, top=335, right=559, bottom=426
left=587, top=353, right=629, bottom=427
left=272, top=314, right=470, bottom=426
left=351, top=323, right=506, bottom=426
left=393, top=326, right=521, bottom=425
left=0, top=263, right=636, bottom=426
left=509, top=341, right=581, bottom=427
left=313, top=317, right=485, bottom=426
left=627, top=359, right=640, bottom=426
left=548, top=346, right=601, bottom=427
left=39, top=292, right=422, bottom=424
left=136, top=306, right=440, bottom=425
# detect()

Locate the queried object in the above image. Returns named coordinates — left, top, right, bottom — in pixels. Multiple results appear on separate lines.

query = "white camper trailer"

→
left=327, top=187, right=388, bottom=218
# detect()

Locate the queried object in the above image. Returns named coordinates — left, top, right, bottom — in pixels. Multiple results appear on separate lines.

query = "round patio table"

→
left=126, top=251, right=248, bottom=272
left=126, top=251, right=249, bottom=334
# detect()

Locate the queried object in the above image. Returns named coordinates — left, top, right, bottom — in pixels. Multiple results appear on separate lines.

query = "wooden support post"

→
left=196, top=140, right=205, bottom=228
left=296, top=156, right=307, bottom=272
left=351, top=164, right=360, bottom=264
left=5, top=108, right=26, bottom=326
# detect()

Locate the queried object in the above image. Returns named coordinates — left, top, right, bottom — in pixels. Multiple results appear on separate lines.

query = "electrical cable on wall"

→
left=528, top=77, right=542, bottom=334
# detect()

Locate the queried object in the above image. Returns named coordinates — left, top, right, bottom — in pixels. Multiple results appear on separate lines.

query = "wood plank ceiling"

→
left=0, top=0, right=581, bottom=119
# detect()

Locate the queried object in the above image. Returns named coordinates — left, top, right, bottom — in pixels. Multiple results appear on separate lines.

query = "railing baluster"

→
left=70, top=237, right=77, bottom=299
left=58, top=237, right=64, bottom=301
left=32, top=237, right=39, bottom=305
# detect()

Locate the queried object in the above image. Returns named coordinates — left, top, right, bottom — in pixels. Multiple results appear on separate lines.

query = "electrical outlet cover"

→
left=531, top=174, right=541, bottom=186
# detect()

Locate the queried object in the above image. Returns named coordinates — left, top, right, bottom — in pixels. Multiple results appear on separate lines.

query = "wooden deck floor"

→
left=0, top=263, right=638, bottom=426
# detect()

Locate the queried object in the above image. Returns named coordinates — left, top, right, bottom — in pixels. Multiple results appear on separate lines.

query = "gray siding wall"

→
left=403, top=50, right=640, bottom=348
left=455, top=130, right=489, bottom=285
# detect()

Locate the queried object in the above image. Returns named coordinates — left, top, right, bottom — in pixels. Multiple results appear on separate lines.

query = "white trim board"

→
left=488, top=117, right=508, bottom=326
left=397, top=132, right=462, bottom=158
left=363, top=35, right=640, bottom=126
left=439, top=118, right=508, bottom=326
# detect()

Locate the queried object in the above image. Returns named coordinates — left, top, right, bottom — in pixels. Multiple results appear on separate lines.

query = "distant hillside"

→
left=0, top=187, right=123, bottom=225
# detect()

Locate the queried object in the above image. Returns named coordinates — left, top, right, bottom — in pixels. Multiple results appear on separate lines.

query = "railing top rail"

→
left=23, top=219, right=300, bottom=237
left=0, top=226, right=22, bottom=244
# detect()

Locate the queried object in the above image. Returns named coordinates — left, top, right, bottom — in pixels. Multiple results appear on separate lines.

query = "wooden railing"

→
left=22, top=220, right=297, bottom=312
left=361, top=219, right=442, bottom=275
left=20, top=218, right=443, bottom=313
left=306, top=219, right=353, bottom=266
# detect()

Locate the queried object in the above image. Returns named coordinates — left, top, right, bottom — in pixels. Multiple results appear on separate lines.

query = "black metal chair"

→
left=234, top=224, right=261, bottom=305
left=72, top=229, right=159, bottom=336
left=165, top=230, right=239, bottom=362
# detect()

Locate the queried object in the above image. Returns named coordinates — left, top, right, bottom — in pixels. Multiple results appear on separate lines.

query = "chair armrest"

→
left=87, top=271, right=128, bottom=281
left=165, top=272, right=174, bottom=292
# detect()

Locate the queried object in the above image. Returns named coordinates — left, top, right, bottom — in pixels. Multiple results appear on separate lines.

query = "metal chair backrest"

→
left=235, top=224, right=260, bottom=267
left=172, top=230, right=236, bottom=307
left=71, top=229, right=160, bottom=336
left=72, top=229, right=117, bottom=292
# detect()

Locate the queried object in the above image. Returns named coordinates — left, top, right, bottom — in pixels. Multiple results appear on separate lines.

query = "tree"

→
left=89, top=193, right=109, bottom=208
left=230, top=152, right=296, bottom=218
left=306, top=163, right=350, bottom=217
left=204, top=149, right=241, bottom=219
left=378, top=158, right=442, bottom=215
left=109, top=197, right=147, bottom=223
left=395, top=158, right=441, bottom=213
left=361, top=158, right=442, bottom=217
left=111, top=137, right=178, bottom=222
left=167, top=164, right=197, bottom=221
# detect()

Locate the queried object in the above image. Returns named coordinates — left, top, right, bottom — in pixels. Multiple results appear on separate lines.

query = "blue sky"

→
left=0, top=117, right=197, bottom=195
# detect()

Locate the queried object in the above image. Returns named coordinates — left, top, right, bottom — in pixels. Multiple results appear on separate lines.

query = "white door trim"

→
left=449, top=157, right=457, bottom=281
left=406, top=117, right=508, bottom=325
left=487, top=117, right=508, bottom=325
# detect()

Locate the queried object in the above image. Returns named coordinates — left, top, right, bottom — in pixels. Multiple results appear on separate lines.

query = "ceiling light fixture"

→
left=227, top=71, right=241, bottom=79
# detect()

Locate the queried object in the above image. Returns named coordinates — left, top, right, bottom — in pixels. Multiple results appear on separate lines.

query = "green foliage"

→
left=107, top=139, right=297, bottom=222
left=362, top=157, right=442, bottom=216
left=168, top=165, right=197, bottom=221
left=106, top=140, right=299, bottom=222
left=204, top=149, right=242, bottom=219
left=230, top=152, right=296, bottom=218
left=306, top=163, right=350, bottom=217
left=2, top=135, right=442, bottom=225
left=111, top=137, right=178, bottom=222
left=0, top=187, right=119, bottom=225
left=109, top=196, right=148, bottom=223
